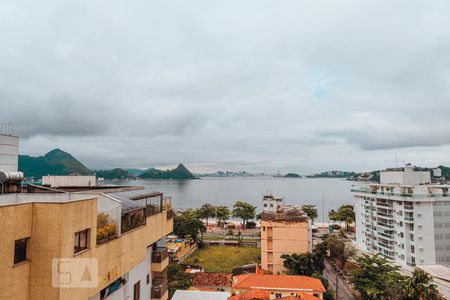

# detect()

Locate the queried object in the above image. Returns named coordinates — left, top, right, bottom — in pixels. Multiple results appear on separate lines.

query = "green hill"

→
left=140, top=163, right=197, bottom=179
left=95, top=168, right=131, bottom=180
left=19, top=149, right=93, bottom=178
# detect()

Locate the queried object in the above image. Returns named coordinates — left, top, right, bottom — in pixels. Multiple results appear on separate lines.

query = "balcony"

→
left=151, top=280, right=168, bottom=300
left=377, top=222, right=394, bottom=230
left=404, top=216, right=414, bottom=222
left=151, top=248, right=169, bottom=273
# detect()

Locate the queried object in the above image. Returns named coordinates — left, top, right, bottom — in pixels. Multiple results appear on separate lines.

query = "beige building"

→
left=260, top=196, right=312, bottom=274
left=0, top=186, right=173, bottom=300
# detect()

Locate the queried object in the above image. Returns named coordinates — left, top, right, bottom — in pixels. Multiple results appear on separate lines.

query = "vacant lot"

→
left=184, top=246, right=260, bottom=273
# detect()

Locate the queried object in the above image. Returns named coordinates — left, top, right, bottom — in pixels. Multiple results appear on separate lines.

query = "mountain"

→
left=126, top=167, right=155, bottom=176
left=140, top=163, right=197, bottom=179
left=19, top=149, right=93, bottom=178
left=95, top=168, right=131, bottom=180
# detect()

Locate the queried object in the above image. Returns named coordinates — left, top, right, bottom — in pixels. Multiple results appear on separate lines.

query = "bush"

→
left=97, top=213, right=117, bottom=241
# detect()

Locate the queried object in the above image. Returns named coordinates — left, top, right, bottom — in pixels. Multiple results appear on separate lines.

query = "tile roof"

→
left=193, top=272, right=233, bottom=287
left=232, top=274, right=326, bottom=293
left=228, top=289, right=270, bottom=300
left=227, top=290, right=321, bottom=300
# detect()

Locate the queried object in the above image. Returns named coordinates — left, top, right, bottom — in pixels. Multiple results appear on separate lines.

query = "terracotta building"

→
left=260, top=195, right=312, bottom=274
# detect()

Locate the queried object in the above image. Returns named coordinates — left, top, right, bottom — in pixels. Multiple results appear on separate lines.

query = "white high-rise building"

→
left=353, top=165, right=450, bottom=267
left=0, top=133, right=19, bottom=172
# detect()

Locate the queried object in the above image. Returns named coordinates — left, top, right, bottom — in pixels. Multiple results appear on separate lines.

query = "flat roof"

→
left=172, top=290, right=229, bottom=300
left=0, top=193, right=95, bottom=207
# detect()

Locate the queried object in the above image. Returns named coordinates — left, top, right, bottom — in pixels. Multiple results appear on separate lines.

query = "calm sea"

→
left=111, top=177, right=361, bottom=223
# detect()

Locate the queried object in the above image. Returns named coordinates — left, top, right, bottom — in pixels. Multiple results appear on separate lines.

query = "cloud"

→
left=1, top=0, right=450, bottom=172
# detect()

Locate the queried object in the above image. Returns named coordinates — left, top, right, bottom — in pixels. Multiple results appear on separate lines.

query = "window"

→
left=134, top=281, right=140, bottom=300
left=146, top=274, right=150, bottom=285
left=74, top=229, right=89, bottom=254
left=14, top=238, right=29, bottom=265
left=275, top=293, right=282, bottom=298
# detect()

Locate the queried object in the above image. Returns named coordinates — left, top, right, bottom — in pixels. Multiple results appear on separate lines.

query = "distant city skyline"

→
left=2, top=1, right=450, bottom=173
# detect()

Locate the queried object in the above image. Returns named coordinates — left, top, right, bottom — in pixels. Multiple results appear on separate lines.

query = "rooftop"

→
left=172, top=290, right=229, bottom=300
left=232, top=274, right=325, bottom=293
left=228, top=289, right=321, bottom=300
left=193, top=272, right=233, bottom=287
left=262, top=205, right=310, bottom=222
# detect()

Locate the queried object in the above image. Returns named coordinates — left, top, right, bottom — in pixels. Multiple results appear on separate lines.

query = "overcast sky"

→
left=1, top=0, right=450, bottom=173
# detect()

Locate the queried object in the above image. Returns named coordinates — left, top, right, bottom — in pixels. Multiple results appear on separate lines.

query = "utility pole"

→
left=322, top=192, right=325, bottom=228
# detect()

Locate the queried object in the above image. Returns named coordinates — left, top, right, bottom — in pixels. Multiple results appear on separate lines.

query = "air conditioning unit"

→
left=419, top=236, right=423, bottom=240
left=417, top=213, right=422, bottom=217
left=418, top=224, right=423, bottom=228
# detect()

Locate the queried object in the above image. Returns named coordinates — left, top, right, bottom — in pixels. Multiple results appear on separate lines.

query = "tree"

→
left=281, top=242, right=328, bottom=276
left=404, top=269, right=440, bottom=300
left=173, top=210, right=206, bottom=243
left=302, top=204, right=318, bottom=223
left=329, top=204, right=355, bottom=230
left=215, top=205, right=230, bottom=226
left=197, top=203, right=216, bottom=227
left=168, top=264, right=192, bottom=297
left=350, top=254, right=406, bottom=300
left=232, top=201, right=256, bottom=227
left=327, top=235, right=356, bottom=268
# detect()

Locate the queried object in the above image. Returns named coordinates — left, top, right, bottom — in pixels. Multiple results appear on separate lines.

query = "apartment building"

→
left=260, top=195, right=312, bottom=274
left=0, top=186, right=173, bottom=300
left=353, top=165, right=450, bottom=267
left=0, top=134, right=174, bottom=300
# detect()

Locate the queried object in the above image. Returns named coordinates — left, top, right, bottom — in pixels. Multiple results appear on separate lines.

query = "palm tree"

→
left=404, top=268, right=440, bottom=300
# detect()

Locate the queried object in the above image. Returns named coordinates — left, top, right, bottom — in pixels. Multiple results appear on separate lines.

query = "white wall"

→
left=42, top=175, right=97, bottom=187
left=0, top=135, right=19, bottom=172
left=380, top=171, right=430, bottom=185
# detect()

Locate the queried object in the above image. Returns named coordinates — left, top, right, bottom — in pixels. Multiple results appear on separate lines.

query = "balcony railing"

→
left=352, top=189, right=450, bottom=199
left=404, top=216, right=414, bottom=222
left=151, top=280, right=168, bottom=299
left=152, top=248, right=169, bottom=263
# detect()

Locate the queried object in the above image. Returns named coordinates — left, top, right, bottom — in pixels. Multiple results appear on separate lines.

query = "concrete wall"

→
left=42, top=176, right=97, bottom=187
left=380, top=171, right=430, bottom=185
left=0, top=134, right=19, bottom=172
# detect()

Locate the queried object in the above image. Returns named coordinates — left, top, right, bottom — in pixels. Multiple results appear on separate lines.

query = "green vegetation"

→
left=95, top=168, right=130, bottom=179
left=19, top=148, right=93, bottom=178
left=140, top=163, right=197, bottom=179
left=329, top=204, right=355, bottom=230
left=173, top=210, right=206, bottom=243
left=350, top=255, right=440, bottom=300
left=197, top=203, right=216, bottom=227
left=302, top=204, right=318, bottom=223
left=168, top=264, right=192, bottom=297
left=283, top=234, right=441, bottom=300
left=184, top=246, right=260, bottom=273
left=215, top=205, right=230, bottom=225
left=232, top=201, right=257, bottom=227
left=284, top=173, right=301, bottom=178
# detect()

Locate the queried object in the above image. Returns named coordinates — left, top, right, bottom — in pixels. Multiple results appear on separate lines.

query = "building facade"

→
left=353, top=166, right=450, bottom=267
left=260, top=196, right=312, bottom=274
left=0, top=188, right=173, bottom=300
